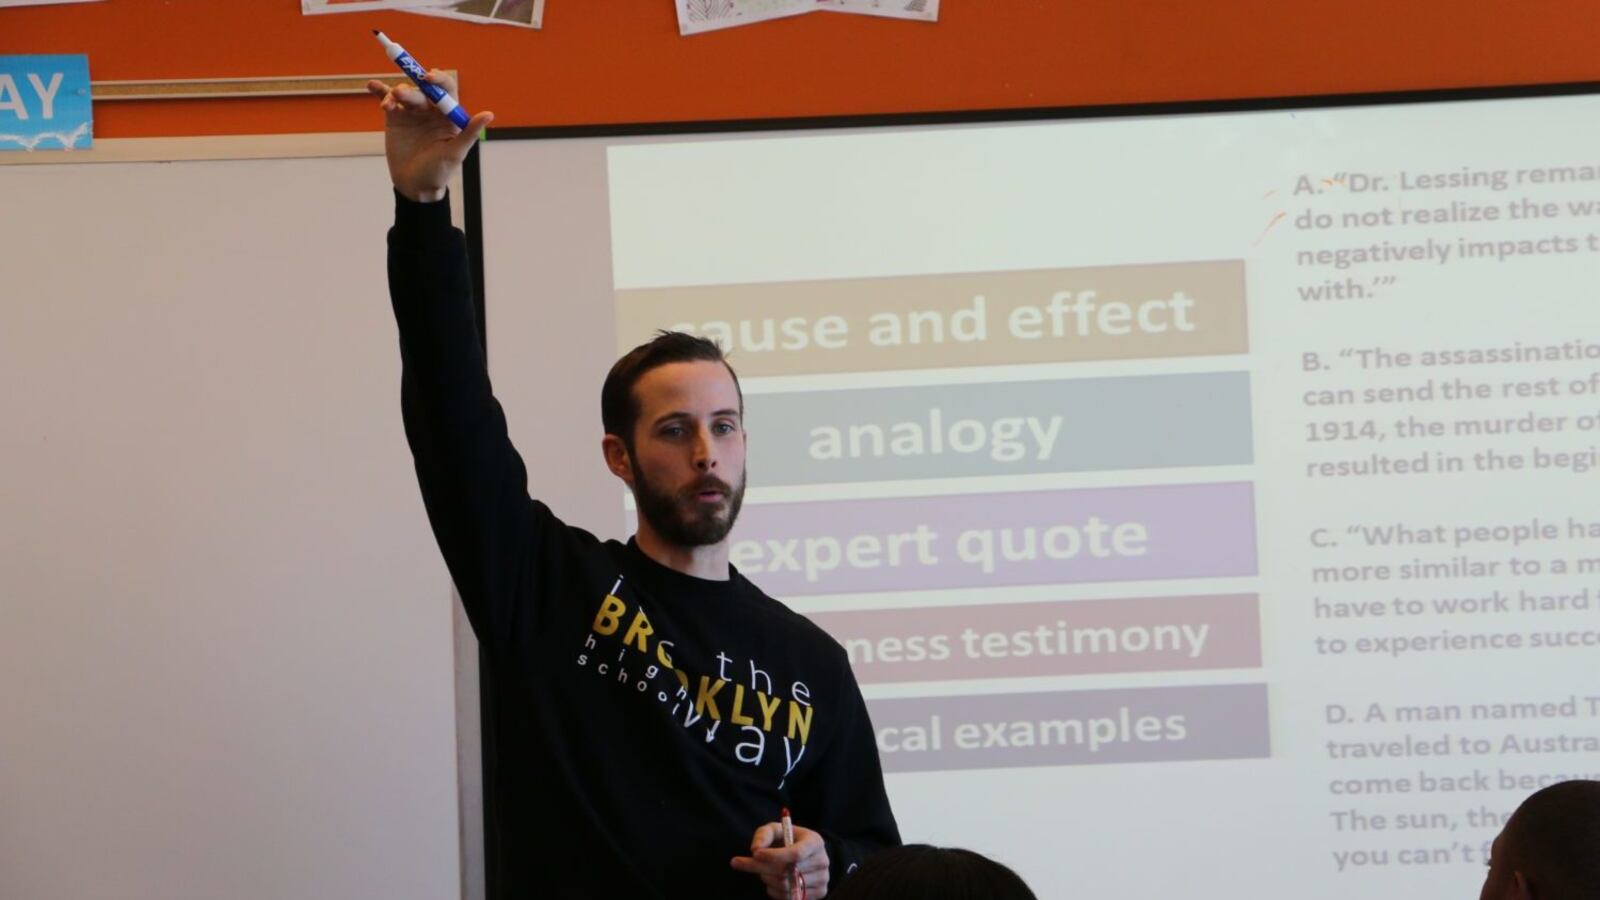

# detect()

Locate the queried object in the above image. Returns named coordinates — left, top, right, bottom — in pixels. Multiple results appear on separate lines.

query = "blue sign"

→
left=0, top=54, right=92, bottom=151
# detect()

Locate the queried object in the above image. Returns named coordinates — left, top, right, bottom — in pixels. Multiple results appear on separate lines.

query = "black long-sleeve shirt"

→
left=386, top=191, right=900, bottom=897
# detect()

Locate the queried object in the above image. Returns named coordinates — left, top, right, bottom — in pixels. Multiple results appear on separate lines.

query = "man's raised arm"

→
left=372, top=75, right=534, bottom=654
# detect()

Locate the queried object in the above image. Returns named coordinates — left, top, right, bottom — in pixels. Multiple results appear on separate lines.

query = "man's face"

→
left=619, top=360, right=746, bottom=548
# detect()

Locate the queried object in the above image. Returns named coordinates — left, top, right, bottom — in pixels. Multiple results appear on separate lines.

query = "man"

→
left=369, top=72, right=900, bottom=899
left=1480, top=780, right=1600, bottom=900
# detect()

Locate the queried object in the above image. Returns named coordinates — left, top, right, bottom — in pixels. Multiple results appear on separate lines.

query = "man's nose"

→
left=692, top=426, right=718, bottom=471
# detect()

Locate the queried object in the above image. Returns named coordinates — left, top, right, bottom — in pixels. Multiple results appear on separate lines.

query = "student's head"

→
left=601, top=331, right=746, bottom=548
left=829, top=844, right=1037, bottom=900
left=1480, top=780, right=1600, bottom=900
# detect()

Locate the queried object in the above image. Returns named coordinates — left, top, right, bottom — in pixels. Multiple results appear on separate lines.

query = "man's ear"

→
left=1511, top=870, right=1533, bottom=900
left=601, top=434, right=634, bottom=485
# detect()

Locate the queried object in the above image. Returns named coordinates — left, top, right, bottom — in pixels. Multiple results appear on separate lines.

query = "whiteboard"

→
left=0, top=136, right=478, bottom=900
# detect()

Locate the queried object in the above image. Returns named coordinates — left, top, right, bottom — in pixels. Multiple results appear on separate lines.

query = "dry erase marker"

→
left=373, top=30, right=471, bottom=130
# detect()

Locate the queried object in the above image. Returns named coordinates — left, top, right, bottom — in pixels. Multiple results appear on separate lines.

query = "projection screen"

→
left=475, top=87, right=1600, bottom=900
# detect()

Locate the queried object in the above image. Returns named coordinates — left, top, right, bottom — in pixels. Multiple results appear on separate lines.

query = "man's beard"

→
left=631, top=461, right=746, bottom=548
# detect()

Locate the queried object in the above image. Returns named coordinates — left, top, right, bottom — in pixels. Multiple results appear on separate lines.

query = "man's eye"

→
left=661, top=425, right=685, bottom=437
left=714, top=422, right=736, bottom=434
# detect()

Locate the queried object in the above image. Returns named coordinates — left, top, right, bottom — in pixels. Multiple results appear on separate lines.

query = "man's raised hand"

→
left=366, top=70, right=494, bottom=203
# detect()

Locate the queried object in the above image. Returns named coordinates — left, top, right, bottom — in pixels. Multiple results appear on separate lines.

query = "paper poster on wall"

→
left=0, top=54, right=91, bottom=151
left=301, top=0, right=454, bottom=15
left=675, top=0, right=811, bottom=34
left=408, top=0, right=545, bottom=29
left=676, top=0, right=937, bottom=33
left=819, top=0, right=937, bottom=21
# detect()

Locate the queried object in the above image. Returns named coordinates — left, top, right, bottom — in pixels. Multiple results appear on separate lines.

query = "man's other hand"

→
left=731, top=821, right=830, bottom=899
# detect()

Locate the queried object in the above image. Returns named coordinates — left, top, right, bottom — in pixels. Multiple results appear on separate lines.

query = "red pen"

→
left=780, top=807, right=806, bottom=900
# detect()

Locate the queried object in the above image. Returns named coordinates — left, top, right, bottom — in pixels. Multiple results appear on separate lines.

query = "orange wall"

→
left=3, top=0, right=1598, bottom=138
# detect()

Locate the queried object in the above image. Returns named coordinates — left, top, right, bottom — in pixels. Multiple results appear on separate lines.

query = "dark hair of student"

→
left=828, top=844, right=1038, bottom=900
left=1502, top=779, right=1600, bottom=899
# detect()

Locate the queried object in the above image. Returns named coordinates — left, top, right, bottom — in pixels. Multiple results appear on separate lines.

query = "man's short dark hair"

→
left=1503, top=780, right=1600, bottom=899
left=601, top=331, right=742, bottom=450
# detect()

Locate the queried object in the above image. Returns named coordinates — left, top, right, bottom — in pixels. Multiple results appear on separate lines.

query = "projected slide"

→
left=482, top=92, right=1600, bottom=900
left=616, top=259, right=1269, bottom=775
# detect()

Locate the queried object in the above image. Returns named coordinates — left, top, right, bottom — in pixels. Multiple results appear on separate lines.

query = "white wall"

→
left=0, top=138, right=468, bottom=900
